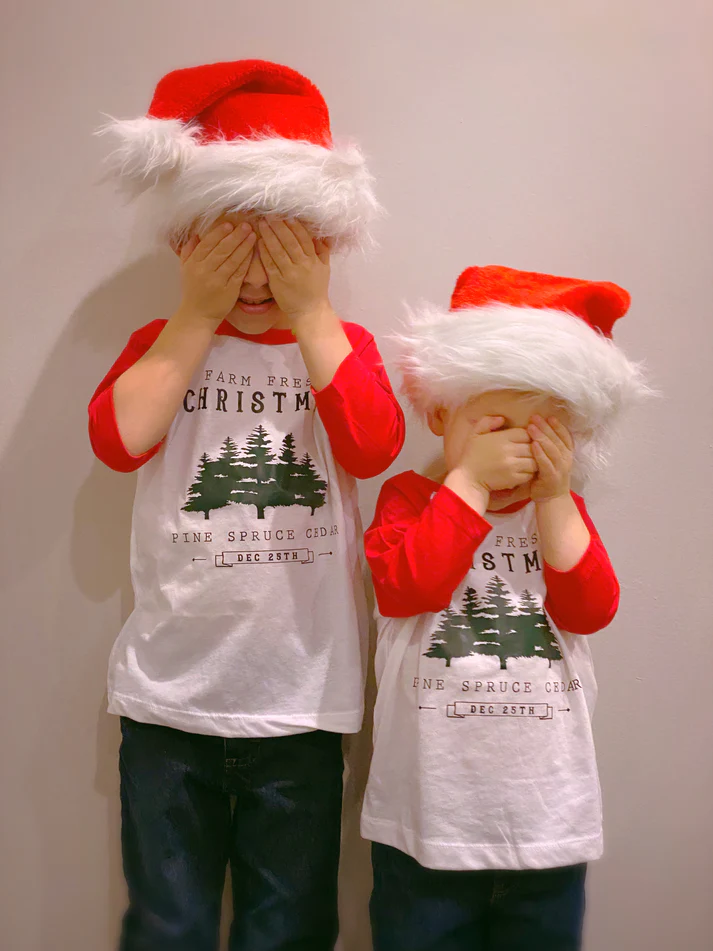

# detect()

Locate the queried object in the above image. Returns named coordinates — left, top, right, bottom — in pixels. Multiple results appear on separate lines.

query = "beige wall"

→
left=2, top=2, right=712, bottom=949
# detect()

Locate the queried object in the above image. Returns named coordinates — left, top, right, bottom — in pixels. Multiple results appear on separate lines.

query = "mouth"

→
left=237, top=295, right=275, bottom=315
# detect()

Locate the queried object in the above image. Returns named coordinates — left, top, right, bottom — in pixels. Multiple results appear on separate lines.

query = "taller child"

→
left=90, top=59, right=404, bottom=951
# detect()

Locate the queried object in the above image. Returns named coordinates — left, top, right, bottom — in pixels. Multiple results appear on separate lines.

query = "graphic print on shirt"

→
left=424, top=578, right=563, bottom=670
left=183, top=426, right=327, bottom=521
left=164, top=352, right=345, bottom=572
left=413, top=529, right=583, bottom=724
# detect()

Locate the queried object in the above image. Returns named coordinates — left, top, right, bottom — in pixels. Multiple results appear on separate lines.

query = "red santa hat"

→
left=397, top=265, right=651, bottom=480
left=98, top=59, right=380, bottom=251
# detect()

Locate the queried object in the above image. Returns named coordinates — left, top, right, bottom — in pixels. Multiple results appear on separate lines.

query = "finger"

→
left=258, top=220, right=292, bottom=271
left=257, top=237, right=279, bottom=278
left=262, top=219, right=302, bottom=265
left=548, top=416, right=575, bottom=451
left=215, top=230, right=257, bottom=281
left=178, top=234, right=199, bottom=262
left=192, top=221, right=236, bottom=262
left=227, top=239, right=257, bottom=286
left=532, top=439, right=557, bottom=475
left=285, top=219, right=316, bottom=257
left=314, top=237, right=331, bottom=265
left=512, top=441, right=535, bottom=458
left=531, top=436, right=562, bottom=473
left=511, top=468, right=536, bottom=486
left=531, top=415, right=568, bottom=453
left=504, top=427, right=532, bottom=444
left=472, top=415, right=505, bottom=435
left=208, top=222, right=254, bottom=267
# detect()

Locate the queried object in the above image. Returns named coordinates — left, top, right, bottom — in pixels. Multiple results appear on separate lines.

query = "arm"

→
left=312, top=323, right=405, bottom=478
left=365, top=475, right=492, bottom=617
left=257, top=220, right=405, bottom=477
left=542, top=494, right=620, bottom=634
left=94, top=221, right=258, bottom=463
left=112, top=308, right=222, bottom=456
left=528, top=414, right=619, bottom=633
left=89, top=320, right=166, bottom=471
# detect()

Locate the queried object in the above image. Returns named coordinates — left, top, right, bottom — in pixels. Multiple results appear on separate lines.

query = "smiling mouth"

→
left=237, top=296, right=275, bottom=314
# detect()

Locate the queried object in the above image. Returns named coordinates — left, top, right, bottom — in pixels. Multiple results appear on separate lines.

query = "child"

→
left=89, top=59, right=404, bottom=951
left=362, top=266, right=649, bottom=951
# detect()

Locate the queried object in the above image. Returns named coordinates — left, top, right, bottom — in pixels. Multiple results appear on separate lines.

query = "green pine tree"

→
left=293, top=452, right=328, bottom=515
left=230, top=425, right=284, bottom=519
left=471, top=576, right=521, bottom=669
left=276, top=433, right=300, bottom=489
left=183, top=452, right=232, bottom=520
left=424, top=607, right=475, bottom=667
left=513, top=590, right=563, bottom=667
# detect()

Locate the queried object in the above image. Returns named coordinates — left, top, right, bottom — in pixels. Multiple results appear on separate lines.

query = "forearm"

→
left=536, top=493, right=591, bottom=571
left=113, top=307, right=219, bottom=455
left=291, top=304, right=352, bottom=391
left=443, top=468, right=491, bottom=517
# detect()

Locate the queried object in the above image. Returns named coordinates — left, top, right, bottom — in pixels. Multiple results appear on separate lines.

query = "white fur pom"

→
left=396, top=303, right=652, bottom=481
left=97, top=117, right=200, bottom=196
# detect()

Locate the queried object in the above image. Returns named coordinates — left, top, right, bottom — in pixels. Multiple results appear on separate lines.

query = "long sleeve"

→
left=313, top=323, right=405, bottom=479
left=365, top=472, right=492, bottom=618
left=88, top=320, right=167, bottom=472
left=543, top=494, right=620, bottom=634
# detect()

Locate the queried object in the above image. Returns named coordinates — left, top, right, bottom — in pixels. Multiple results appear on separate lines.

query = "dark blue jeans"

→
left=370, top=842, right=586, bottom=951
left=118, top=717, right=344, bottom=951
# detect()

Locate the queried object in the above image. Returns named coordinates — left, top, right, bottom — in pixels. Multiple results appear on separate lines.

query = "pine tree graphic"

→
left=424, top=607, right=475, bottom=667
left=293, top=452, right=328, bottom=515
left=230, top=425, right=286, bottom=520
left=424, top=577, right=563, bottom=670
left=182, top=452, right=232, bottom=520
left=276, top=433, right=299, bottom=489
left=511, top=589, right=563, bottom=668
left=183, top=427, right=328, bottom=521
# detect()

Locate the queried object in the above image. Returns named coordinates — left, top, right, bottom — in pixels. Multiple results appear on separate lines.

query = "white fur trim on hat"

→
left=396, top=302, right=651, bottom=481
left=98, top=117, right=381, bottom=252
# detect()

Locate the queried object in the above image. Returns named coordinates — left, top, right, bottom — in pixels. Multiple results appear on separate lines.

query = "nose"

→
left=242, top=246, right=268, bottom=290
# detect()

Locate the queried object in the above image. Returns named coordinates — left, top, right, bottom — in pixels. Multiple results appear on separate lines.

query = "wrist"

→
left=444, top=468, right=491, bottom=516
left=288, top=300, right=337, bottom=336
left=175, top=300, right=226, bottom=326
left=533, top=486, right=572, bottom=507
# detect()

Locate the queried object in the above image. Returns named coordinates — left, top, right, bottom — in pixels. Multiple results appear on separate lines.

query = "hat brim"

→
left=395, top=302, right=651, bottom=481
left=99, top=116, right=381, bottom=252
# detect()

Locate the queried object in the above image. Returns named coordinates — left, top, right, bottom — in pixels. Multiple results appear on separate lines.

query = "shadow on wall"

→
left=0, top=247, right=375, bottom=949
left=0, top=250, right=178, bottom=949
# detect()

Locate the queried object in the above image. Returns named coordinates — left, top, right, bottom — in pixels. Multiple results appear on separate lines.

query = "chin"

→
left=226, top=302, right=285, bottom=335
left=488, top=485, right=532, bottom=510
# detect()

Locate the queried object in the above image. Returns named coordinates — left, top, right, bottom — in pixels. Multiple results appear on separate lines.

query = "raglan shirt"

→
left=361, top=471, right=620, bottom=871
left=89, top=319, right=404, bottom=738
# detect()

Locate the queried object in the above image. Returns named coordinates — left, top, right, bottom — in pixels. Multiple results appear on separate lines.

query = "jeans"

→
left=370, top=842, right=587, bottom=951
left=118, top=716, right=344, bottom=951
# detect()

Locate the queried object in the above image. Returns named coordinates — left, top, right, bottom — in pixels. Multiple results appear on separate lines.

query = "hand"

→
left=257, top=219, right=331, bottom=319
left=528, top=415, right=574, bottom=502
left=175, top=221, right=257, bottom=322
left=451, top=416, right=537, bottom=492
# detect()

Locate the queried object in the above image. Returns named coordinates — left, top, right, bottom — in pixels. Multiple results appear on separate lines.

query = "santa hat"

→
left=397, top=265, right=651, bottom=480
left=98, top=59, right=380, bottom=251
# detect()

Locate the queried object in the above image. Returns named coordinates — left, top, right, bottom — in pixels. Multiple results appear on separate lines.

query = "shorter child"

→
left=362, top=266, right=649, bottom=951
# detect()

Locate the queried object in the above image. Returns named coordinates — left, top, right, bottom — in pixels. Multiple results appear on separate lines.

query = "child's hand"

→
left=528, top=415, right=574, bottom=502
left=176, top=221, right=257, bottom=322
left=453, top=417, right=537, bottom=491
left=257, top=219, right=331, bottom=319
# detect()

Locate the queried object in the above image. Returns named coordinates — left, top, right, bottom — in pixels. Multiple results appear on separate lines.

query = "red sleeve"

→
left=312, top=322, right=405, bottom=479
left=543, top=494, right=620, bottom=635
left=365, top=472, right=493, bottom=617
left=88, top=320, right=167, bottom=472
